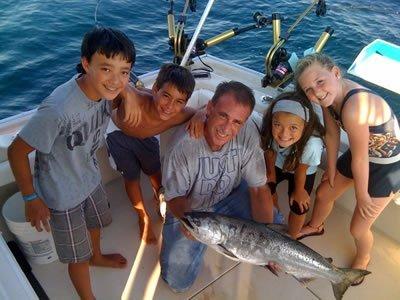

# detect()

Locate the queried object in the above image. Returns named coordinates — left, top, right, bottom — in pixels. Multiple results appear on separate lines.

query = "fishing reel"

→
left=167, top=1, right=273, bottom=65
left=168, top=30, right=190, bottom=64
left=262, top=47, right=294, bottom=87
left=253, top=11, right=274, bottom=28
left=262, top=0, right=331, bottom=88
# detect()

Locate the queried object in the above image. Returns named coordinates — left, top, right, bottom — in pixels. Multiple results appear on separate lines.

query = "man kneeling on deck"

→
left=160, top=81, right=274, bottom=292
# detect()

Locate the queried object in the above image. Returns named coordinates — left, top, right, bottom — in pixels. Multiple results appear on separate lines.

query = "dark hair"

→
left=260, top=91, right=325, bottom=172
left=211, top=81, right=255, bottom=112
left=153, top=63, right=196, bottom=100
left=76, top=26, right=136, bottom=73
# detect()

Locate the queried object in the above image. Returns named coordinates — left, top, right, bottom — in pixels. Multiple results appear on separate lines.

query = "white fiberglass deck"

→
left=31, top=173, right=400, bottom=300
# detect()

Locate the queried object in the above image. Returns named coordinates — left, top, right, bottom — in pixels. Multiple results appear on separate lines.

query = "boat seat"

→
left=0, top=134, right=15, bottom=163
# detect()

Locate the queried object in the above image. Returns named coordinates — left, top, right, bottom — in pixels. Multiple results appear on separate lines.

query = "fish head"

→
left=180, top=212, right=225, bottom=245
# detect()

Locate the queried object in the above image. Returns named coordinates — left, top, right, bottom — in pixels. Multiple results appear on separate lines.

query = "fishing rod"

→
left=262, top=0, right=332, bottom=88
left=180, top=0, right=216, bottom=66
left=194, top=11, right=273, bottom=55
left=167, top=0, right=274, bottom=65
left=168, top=0, right=197, bottom=64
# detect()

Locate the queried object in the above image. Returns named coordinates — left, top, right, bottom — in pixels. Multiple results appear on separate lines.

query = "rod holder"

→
left=167, top=13, right=176, bottom=40
left=314, top=26, right=334, bottom=53
left=272, top=13, right=281, bottom=46
left=205, top=30, right=235, bottom=48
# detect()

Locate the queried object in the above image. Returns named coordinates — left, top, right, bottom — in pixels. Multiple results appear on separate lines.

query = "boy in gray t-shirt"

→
left=160, top=81, right=274, bottom=293
left=8, top=27, right=137, bottom=299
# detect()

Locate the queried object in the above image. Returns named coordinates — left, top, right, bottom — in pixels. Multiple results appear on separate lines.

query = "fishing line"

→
left=290, top=275, right=322, bottom=300
left=187, top=262, right=241, bottom=299
left=94, top=0, right=102, bottom=26
left=191, top=53, right=214, bottom=74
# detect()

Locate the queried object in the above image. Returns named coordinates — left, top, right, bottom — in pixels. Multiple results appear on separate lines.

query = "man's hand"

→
left=25, top=198, right=50, bottom=232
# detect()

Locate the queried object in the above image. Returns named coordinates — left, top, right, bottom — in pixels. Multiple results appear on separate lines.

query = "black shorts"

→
left=275, top=167, right=316, bottom=215
left=106, top=131, right=161, bottom=180
left=337, top=150, right=400, bottom=198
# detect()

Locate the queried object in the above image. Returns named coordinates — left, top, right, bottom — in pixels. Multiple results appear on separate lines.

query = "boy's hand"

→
left=290, top=188, right=310, bottom=214
left=119, top=85, right=142, bottom=126
left=25, top=199, right=51, bottom=232
left=186, top=109, right=206, bottom=138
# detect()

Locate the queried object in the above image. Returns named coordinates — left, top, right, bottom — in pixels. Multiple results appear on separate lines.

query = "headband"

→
left=272, top=99, right=309, bottom=122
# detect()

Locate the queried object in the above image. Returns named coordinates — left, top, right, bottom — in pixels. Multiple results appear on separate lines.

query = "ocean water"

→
left=0, top=0, right=399, bottom=120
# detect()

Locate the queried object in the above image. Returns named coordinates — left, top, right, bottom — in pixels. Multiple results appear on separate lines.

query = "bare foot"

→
left=90, top=253, right=127, bottom=268
left=138, top=214, right=157, bottom=244
left=296, top=222, right=324, bottom=240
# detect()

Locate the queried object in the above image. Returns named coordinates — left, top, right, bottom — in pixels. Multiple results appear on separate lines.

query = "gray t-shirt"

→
left=162, top=120, right=267, bottom=211
left=18, top=75, right=112, bottom=210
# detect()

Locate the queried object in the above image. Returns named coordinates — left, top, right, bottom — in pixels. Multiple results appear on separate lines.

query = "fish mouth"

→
left=180, top=216, right=194, bottom=230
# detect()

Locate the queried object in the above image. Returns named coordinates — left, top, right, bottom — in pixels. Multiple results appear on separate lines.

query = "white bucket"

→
left=2, top=192, right=58, bottom=264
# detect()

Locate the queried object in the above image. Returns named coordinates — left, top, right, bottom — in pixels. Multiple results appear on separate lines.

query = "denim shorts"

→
left=49, top=185, right=112, bottom=263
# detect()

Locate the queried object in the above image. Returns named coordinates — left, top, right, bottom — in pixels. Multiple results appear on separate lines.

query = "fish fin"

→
left=292, top=275, right=315, bottom=285
left=264, top=265, right=279, bottom=277
left=325, top=257, right=333, bottom=264
left=332, top=268, right=371, bottom=300
left=217, top=244, right=239, bottom=260
left=265, top=224, right=289, bottom=236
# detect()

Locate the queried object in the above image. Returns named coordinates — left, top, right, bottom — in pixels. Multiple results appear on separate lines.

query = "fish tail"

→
left=331, top=268, right=371, bottom=300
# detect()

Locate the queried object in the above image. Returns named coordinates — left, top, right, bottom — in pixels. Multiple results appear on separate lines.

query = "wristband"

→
left=22, top=192, right=39, bottom=202
left=267, top=182, right=277, bottom=195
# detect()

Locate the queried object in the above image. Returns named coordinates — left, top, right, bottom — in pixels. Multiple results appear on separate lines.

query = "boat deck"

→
left=31, top=174, right=400, bottom=300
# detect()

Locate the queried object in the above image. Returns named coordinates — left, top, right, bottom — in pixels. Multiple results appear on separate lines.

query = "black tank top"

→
left=328, top=88, right=400, bottom=161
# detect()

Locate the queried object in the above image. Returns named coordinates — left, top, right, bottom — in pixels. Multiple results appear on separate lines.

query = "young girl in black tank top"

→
left=293, top=53, right=400, bottom=285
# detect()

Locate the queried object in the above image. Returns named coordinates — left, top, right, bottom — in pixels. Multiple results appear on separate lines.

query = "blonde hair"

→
left=294, top=53, right=336, bottom=94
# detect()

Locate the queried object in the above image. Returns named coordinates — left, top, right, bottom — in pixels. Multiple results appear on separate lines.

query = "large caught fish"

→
left=180, top=212, right=370, bottom=300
